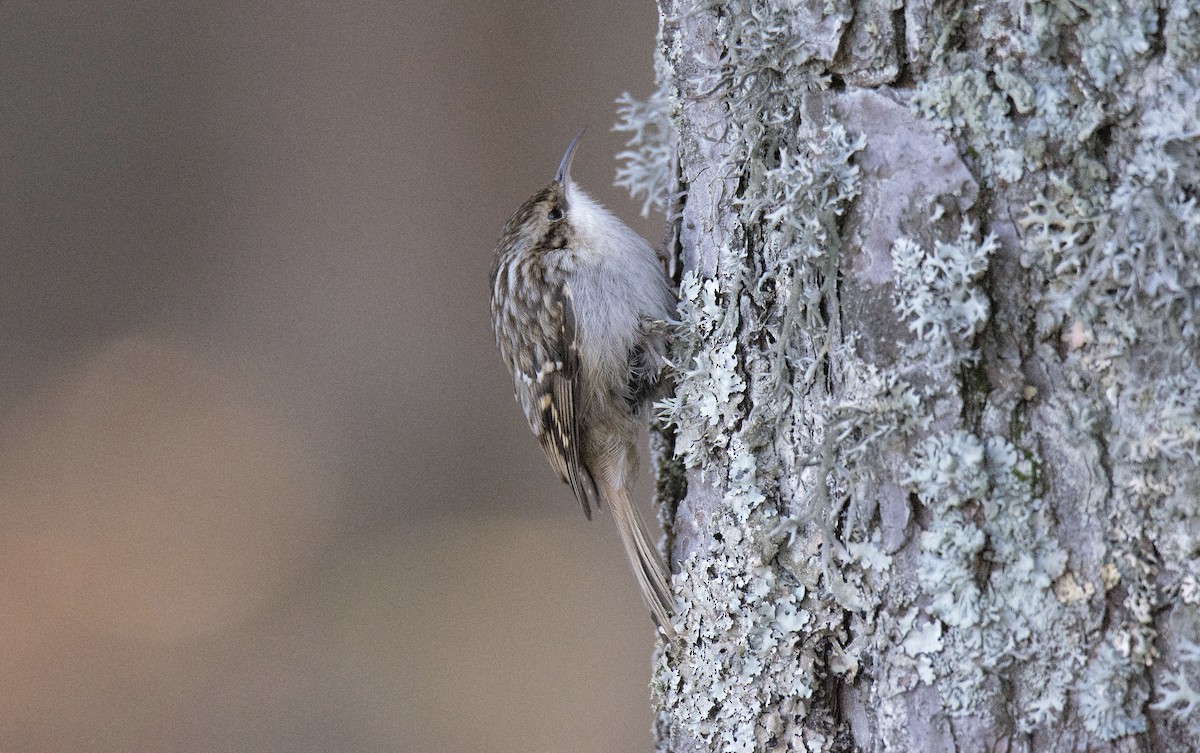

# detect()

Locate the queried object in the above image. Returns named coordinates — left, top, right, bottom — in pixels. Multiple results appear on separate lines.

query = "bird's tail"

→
left=606, top=485, right=677, bottom=640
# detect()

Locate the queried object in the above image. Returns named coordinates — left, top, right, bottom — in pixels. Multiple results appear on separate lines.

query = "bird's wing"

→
left=514, top=285, right=598, bottom=518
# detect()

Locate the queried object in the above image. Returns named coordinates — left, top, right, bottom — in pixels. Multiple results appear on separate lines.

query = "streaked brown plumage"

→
left=490, top=130, right=677, bottom=638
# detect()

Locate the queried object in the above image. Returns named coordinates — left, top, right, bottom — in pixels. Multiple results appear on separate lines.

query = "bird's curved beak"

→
left=555, top=127, right=587, bottom=187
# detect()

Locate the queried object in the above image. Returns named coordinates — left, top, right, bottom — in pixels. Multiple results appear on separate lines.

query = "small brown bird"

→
left=490, top=129, right=677, bottom=638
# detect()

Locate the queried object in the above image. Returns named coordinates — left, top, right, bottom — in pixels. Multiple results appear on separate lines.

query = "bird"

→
left=490, top=128, right=678, bottom=639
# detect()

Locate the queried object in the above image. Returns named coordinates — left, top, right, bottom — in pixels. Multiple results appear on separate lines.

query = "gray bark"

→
left=612, top=1, right=1200, bottom=751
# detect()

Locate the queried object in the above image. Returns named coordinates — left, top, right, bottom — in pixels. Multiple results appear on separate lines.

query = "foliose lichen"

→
left=654, top=446, right=817, bottom=753
left=905, top=1, right=1200, bottom=744
left=905, top=431, right=1088, bottom=731
left=1077, top=643, right=1151, bottom=739
left=653, top=0, right=1200, bottom=748
left=891, top=219, right=997, bottom=370
left=653, top=3, right=877, bottom=747
left=656, top=270, right=744, bottom=471
left=1151, top=639, right=1200, bottom=734
left=613, top=85, right=675, bottom=217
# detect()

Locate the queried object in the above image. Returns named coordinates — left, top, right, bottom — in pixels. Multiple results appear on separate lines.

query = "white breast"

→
left=565, top=187, right=673, bottom=391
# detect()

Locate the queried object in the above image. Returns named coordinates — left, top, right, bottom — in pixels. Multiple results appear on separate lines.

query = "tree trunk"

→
left=612, top=1, right=1200, bottom=750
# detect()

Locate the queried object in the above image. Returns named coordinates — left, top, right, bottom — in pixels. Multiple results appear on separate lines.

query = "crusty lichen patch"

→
left=652, top=116, right=869, bottom=747
left=905, top=430, right=1089, bottom=730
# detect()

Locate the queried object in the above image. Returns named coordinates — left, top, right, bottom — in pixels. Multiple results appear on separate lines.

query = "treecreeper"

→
left=490, top=129, right=678, bottom=640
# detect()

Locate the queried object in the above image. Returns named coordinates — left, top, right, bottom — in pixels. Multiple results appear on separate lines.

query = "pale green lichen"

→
left=656, top=5, right=869, bottom=748
left=891, top=219, right=997, bottom=370
left=911, top=66, right=1029, bottom=183
left=1164, top=0, right=1200, bottom=66
left=1151, top=639, right=1200, bottom=732
left=737, top=121, right=863, bottom=434
left=1077, top=644, right=1151, bottom=739
left=1117, top=372, right=1200, bottom=470
left=1075, top=3, right=1156, bottom=91
left=819, top=357, right=925, bottom=468
left=1017, top=178, right=1105, bottom=338
left=1015, top=76, right=1200, bottom=417
left=910, top=1, right=1162, bottom=188
left=904, top=431, right=1088, bottom=730
left=736, top=122, right=865, bottom=263
left=681, top=0, right=834, bottom=190
left=1153, top=668, right=1200, bottom=722
left=613, top=86, right=675, bottom=217
left=657, top=271, right=744, bottom=470
left=656, top=456, right=818, bottom=753
left=688, top=0, right=831, bottom=112
left=1003, top=38, right=1200, bottom=749
left=658, top=0, right=1200, bottom=748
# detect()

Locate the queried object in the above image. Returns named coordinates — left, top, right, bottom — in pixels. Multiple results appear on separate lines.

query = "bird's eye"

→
left=547, top=207, right=563, bottom=221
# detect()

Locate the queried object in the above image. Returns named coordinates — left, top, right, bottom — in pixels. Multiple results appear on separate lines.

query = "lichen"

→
left=890, top=219, right=997, bottom=370
left=1164, top=0, right=1200, bottom=67
left=657, top=271, right=744, bottom=471
left=1013, top=62, right=1200, bottom=745
left=613, top=86, right=675, bottom=217
left=911, top=66, right=1029, bottom=184
left=1152, top=639, right=1200, bottom=733
left=680, top=0, right=835, bottom=188
left=905, top=431, right=1087, bottom=731
left=656, top=0, right=1200, bottom=748
left=736, top=122, right=865, bottom=264
left=655, top=5, right=872, bottom=748
left=909, top=2, right=1162, bottom=188
left=688, top=0, right=834, bottom=112
left=1077, top=644, right=1151, bottom=739
left=655, top=458, right=818, bottom=752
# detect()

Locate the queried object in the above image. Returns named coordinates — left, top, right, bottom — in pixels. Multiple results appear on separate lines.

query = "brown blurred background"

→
left=1, top=2, right=667, bottom=751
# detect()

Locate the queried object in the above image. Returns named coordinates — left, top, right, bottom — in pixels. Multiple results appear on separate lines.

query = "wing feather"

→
left=516, top=286, right=598, bottom=518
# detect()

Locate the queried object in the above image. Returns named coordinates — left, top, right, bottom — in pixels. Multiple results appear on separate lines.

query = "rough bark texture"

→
left=612, top=1, right=1200, bottom=751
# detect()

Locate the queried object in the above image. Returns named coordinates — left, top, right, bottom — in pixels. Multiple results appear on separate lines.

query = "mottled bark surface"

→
left=613, top=1, right=1200, bottom=751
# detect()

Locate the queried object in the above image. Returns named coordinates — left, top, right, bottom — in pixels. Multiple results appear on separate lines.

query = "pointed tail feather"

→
left=607, top=486, right=677, bottom=640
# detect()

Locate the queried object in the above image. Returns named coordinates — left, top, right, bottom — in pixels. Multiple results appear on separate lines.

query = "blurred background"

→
left=1, top=1, right=668, bottom=751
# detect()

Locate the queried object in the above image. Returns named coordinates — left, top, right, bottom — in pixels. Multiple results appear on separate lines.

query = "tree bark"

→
left=614, top=1, right=1200, bottom=751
